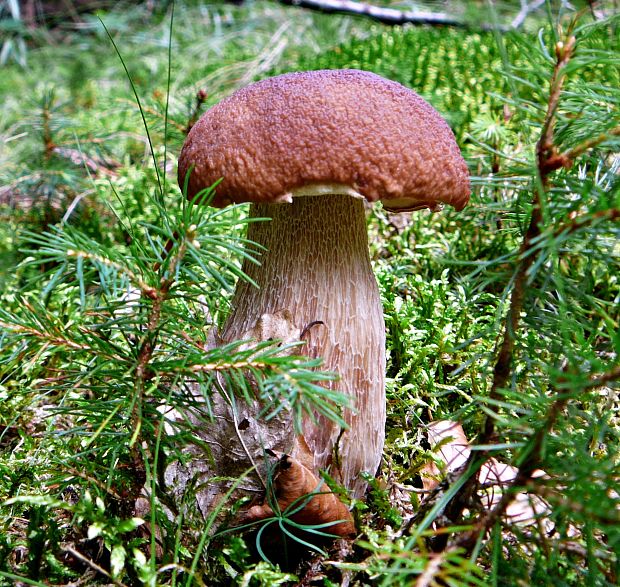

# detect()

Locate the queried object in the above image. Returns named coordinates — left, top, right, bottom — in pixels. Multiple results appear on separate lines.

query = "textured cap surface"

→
left=178, top=69, right=470, bottom=212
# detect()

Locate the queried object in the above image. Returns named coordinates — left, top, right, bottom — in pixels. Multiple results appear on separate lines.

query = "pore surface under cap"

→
left=178, top=69, right=470, bottom=212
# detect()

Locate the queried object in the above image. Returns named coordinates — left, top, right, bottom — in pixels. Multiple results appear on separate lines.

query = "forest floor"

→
left=0, top=1, right=619, bottom=586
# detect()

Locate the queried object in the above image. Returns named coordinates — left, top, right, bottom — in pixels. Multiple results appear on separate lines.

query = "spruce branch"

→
left=553, top=207, right=620, bottom=239
left=0, top=319, right=87, bottom=352
left=130, top=227, right=191, bottom=446
left=422, top=22, right=619, bottom=553
left=21, top=227, right=159, bottom=300
left=65, top=249, right=158, bottom=299
left=531, top=484, right=620, bottom=526
left=558, top=124, right=620, bottom=165
left=180, top=344, right=346, bottom=429
left=0, top=298, right=122, bottom=363
left=484, top=32, right=577, bottom=443
left=189, top=359, right=287, bottom=373
left=451, top=360, right=620, bottom=551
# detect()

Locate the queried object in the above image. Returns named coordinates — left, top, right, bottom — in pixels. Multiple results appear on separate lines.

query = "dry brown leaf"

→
left=420, top=420, right=470, bottom=491
left=479, top=458, right=551, bottom=529
left=242, top=450, right=356, bottom=538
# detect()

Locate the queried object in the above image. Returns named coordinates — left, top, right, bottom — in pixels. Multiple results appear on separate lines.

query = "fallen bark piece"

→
left=277, top=0, right=468, bottom=28
left=242, top=451, right=356, bottom=538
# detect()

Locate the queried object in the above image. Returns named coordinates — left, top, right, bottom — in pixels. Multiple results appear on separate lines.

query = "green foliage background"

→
left=0, top=1, right=619, bottom=585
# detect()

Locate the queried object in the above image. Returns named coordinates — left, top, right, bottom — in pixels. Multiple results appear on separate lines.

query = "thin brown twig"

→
left=60, top=570, right=98, bottom=587
left=553, top=208, right=620, bottom=239
left=52, top=146, right=119, bottom=177
left=580, top=364, right=620, bottom=391
left=415, top=551, right=447, bottom=587
left=117, top=98, right=187, bottom=132
left=511, top=0, right=546, bottom=29
left=60, top=468, right=124, bottom=500
left=62, top=545, right=128, bottom=587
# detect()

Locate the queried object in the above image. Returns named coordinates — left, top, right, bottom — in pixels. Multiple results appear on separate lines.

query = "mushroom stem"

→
left=222, top=195, right=386, bottom=498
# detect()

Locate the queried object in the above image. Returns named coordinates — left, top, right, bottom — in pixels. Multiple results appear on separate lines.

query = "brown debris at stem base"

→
left=240, top=450, right=356, bottom=539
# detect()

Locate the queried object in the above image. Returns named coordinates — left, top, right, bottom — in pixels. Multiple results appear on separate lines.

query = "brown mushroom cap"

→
left=178, top=69, right=470, bottom=212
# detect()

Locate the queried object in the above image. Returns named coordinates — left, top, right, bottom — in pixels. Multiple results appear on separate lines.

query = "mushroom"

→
left=178, top=69, right=470, bottom=499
